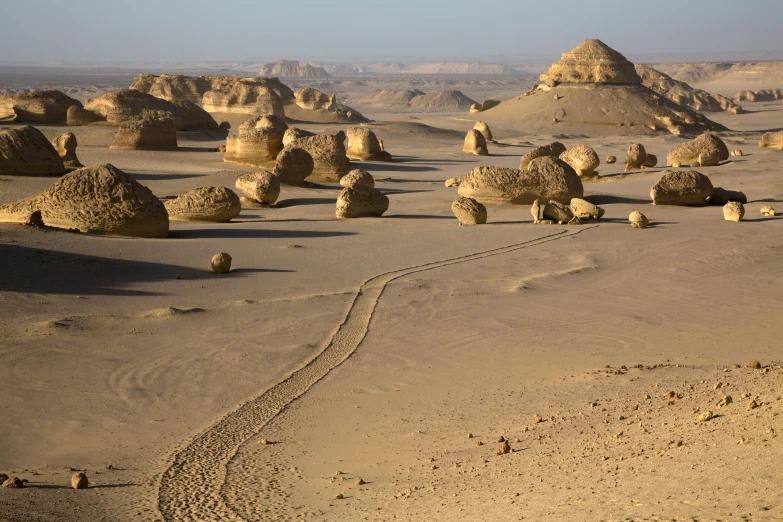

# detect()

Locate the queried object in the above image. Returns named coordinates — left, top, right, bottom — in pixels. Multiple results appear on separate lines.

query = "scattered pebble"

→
left=495, top=441, right=511, bottom=456
left=746, top=361, right=762, bottom=369
left=335, top=493, right=344, bottom=500
left=718, top=396, right=733, bottom=407
left=697, top=410, right=714, bottom=423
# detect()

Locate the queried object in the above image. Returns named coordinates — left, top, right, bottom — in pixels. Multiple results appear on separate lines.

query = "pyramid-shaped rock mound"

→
left=471, top=40, right=727, bottom=135
left=540, top=39, right=640, bottom=86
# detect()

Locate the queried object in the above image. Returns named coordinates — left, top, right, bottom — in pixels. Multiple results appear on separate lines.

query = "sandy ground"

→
left=1, top=75, right=782, bottom=521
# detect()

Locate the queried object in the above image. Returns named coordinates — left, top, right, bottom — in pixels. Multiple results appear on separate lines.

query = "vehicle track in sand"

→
left=156, top=226, right=596, bottom=521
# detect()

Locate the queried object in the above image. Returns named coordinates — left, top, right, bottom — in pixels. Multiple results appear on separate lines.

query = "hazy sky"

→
left=3, top=0, right=783, bottom=63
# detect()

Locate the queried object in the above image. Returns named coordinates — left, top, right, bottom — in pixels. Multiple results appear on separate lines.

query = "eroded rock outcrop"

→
left=283, top=134, right=350, bottom=182
left=520, top=142, right=566, bottom=169
left=624, top=143, right=648, bottom=171
left=0, top=90, right=82, bottom=123
left=473, top=121, right=493, bottom=142
left=666, top=133, right=729, bottom=167
left=0, top=126, right=66, bottom=176
left=111, top=118, right=178, bottom=150
left=650, top=170, right=714, bottom=206
left=463, top=129, right=488, bottom=155
left=760, top=131, right=783, bottom=149
left=346, top=127, right=391, bottom=161
left=283, top=127, right=315, bottom=147
left=274, top=147, right=314, bottom=186
left=223, top=115, right=288, bottom=166
left=635, top=64, right=744, bottom=114
left=260, top=60, right=331, bottom=78
left=559, top=145, right=600, bottom=177
left=340, top=169, right=375, bottom=188
left=235, top=171, right=280, bottom=204
left=540, top=39, right=641, bottom=86
left=84, top=89, right=218, bottom=130
left=335, top=185, right=389, bottom=218
left=0, top=164, right=168, bottom=237
left=67, top=105, right=101, bottom=126
left=451, top=196, right=487, bottom=225
left=570, top=198, right=605, bottom=219
left=52, top=132, right=83, bottom=168
left=164, top=186, right=241, bottom=222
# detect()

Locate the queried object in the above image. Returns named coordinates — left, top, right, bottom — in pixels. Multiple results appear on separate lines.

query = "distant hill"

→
left=349, top=89, right=476, bottom=112
left=259, top=60, right=331, bottom=79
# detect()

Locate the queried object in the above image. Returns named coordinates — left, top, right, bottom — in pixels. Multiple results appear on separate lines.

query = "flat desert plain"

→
left=1, top=69, right=782, bottom=522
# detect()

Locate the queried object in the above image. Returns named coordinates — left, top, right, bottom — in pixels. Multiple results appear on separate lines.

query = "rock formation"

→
left=164, top=186, right=241, bottom=222
left=642, top=154, right=658, bottom=168
left=542, top=201, right=579, bottom=224
left=408, top=90, right=477, bottom=112
left=223, top=115, right=288, bottom=166
left=624, top=143, right=648, bottom=171
left=211, top=253, right=232, bottom=274
left=235, top=171, right=280, bottom=204
left=451, top=196, right=487, bottom=225
left=345, top=127, right=392, bottom=161
left=66, top=105, right=101, bottom=126
left=110, top=118, right=178, bottom=150
left=733, top=89, right=783, bottom=103
left=0, top=164, right=169, bottom=237
left=520, top=142, right=567, bottom=169
left=71, top=473, right=89, bottom=490
left=540, top=39, right=641, bottom=86
left=289, top=87, right=368, bottom=123
left=458, top=159, right=583, bottom=205
left=274, top=147, right=314, bottom=186
left=760, top=205, right=776, bottom=216
left=84, top=89, right=218, bottom=130
left=463, top=129, right=488, bottom=155
left=470, top=100, right=501, bottom=113
left=666, top=134, right=729, bottom=167
left=760, top=131, right=783, bottom=149
left=559, top=145, right=600, bottom=177
left=283, top=134, right=350, bottom=182
left=570, top=198, right=605, bottom=219
left=52, top=132, right=83, bottom=168
left=0, top=90, right=82, bottom=123
left=260, top=60, right=331, bottom=78
left=723, top=201, right=744, bottom=222
left=473, top=122, right=493, bottom=142
left=335, top=185, right=389, bottom=218
left=0, top=126, right=66, bottom=176
left=635, top=64, right=744, bottom=114
left=340, top=169, right=375, bottom=188
left=445, top=177, right=462, bottom=187
left=283, top=127, right=315, bottom=147
left=650, top=170, right=714, bottom=206
left=629, top=210, right=649, bottom=228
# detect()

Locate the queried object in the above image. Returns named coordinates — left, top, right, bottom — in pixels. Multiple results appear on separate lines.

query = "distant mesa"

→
left=0, top=90, right=82, bottom=124
left=635, top=64, right=743, bottom=114
left=469, top=39, right=727, bottom=135
left=349, top=89, right=476, bottom=112
left=130, top=74, right=367, bottom=123
left=259, top=60, right=331, bottom=79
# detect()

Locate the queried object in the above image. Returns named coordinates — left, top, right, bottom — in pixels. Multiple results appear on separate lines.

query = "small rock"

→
left=760, top=205, right=776, bottom=216
left=260, top=439, right=271, bottom=445
left=730, top=150, right=743, bottom=156
left=2, top=477, right=24, bottom=488
left=497, top=436, right=505, bottom=443
left=746, top=361, right=762, bottom=369
left=71, top=472, right=89, bottom=490
left=697, top=410, right=714, bottom=423
left=467, top=433, right=474, bottom=439
left=475, top=441, right=483, bottom=447
left=445, top=177, right=462, bottom=188
left=718, top=396, right=733, bottom=407
left=533, top=415, right=543, bottom=424
left=335, top=493, right=344, bottom=500
left=211, top=252, right=232, bottom=274
left=495, top=441, right=511, bottom=456
left=605, top=155, right=617, bottom=164
left=748, top=399, right=761, bottom=410
left=723, top=201, right=745, bottom=222
left=629, top=210, right=649, bottom=229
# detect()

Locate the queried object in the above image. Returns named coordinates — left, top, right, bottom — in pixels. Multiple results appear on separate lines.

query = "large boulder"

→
left=539, top=39, right=641, bottom=86
left=223, top=115, right=288, bottom=167
left=345, top=127, right=391, bottom=161
left=473, top=121, right=493, bottom=142
left=110, top=118, right=178, bottom=150
left=666, top=133, right=729, bottom=167
left=164, top=186, right=241, bottom=222
left=451, top=196, right=487, bottom=225
left=284, top=134, right=350, bottom=182
left=458, top=158, right=583, bottom=205
left=519, top=142, right=566, bottom=169
left=760, top=131, right=783, bottom=149
left=335, top=185, right=389, bottom=218
left=463, top=129, right=488, bottom=155
left=0, top=90, right=82, bottom=123
left=0, top=164, right=169, bottom=237
left=52, top=132, right=83, bottom=168
left=570, top=198, right=605, bottom=219
left=723, top=201, right=744, bottom=222
left=624, top=143, right=647, bottom=171
left=0, top=126, right=66, bottom=176
left=84, top=89, right=218, bottom=130
left=274, top=147, right=314, bottom=186
left=340, top=169, right=375, bottom=188
left=235, top=171, right=280, bottom=204
left=650, top=170, right=714, bottom=206
left=559, top=145, right=599, bottom=177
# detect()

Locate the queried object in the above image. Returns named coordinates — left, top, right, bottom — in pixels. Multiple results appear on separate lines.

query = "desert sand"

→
left=1, top=45, right=783, bottom=522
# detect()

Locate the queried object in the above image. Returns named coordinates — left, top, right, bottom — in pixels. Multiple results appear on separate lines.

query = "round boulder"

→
left=340, top=169, right=375, bottom=189
left=211, top=253, right=232, bottom=274
left=451, top=196, right=487, bottom=225
left=760, top=130, right=783, bottom=149
left=651, top=170, right=714, bottom=206
left=235, top=171, right=280, bottom=204
left=71, top=473, right=89, bottom=490
left=666, top=133, right=729, bottom=167
left=335, top=185, right=389, bottom=218
left=473, top=121, right=493, bottom=142
left=605, top=155, right=617, bottom=164
left=274, top=147, right=314, bottom=186
left=570, top=198, right=605, bottom=219
left=463, top=129, right=488, bottom=156
left=519, top=142, right=566, bottom=169
left=723, top=201, right=744, bottom=222
left=624, top=143, right=647, bottom=171
left=629, top=210, right=649, bottom=228
left=559, top=145, right=599, bottom=177
left=0, top=125, right=66, bottom=176
left=164, top=186, right=241, bottom=222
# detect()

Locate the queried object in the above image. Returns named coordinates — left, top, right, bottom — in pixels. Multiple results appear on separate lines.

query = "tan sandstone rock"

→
left=164, top=186, right=241, bottom=222
left=335, top=185, right=389, bottom=218
left=666, top=133, right=729, bottom=167
left=0, top=164, right=169, bottom=237
left=2, top=477, right=24, bottom=488
left=624, top=143, right=648, bottom=171
left=473, top=121, right=493, bottom=142
left=274, top=147, right=314, bottom=186
left=542, top=201, right=578, bottom=224
left=519, top=142, right=566, bottom=169
left=539, top=39, right=641, bottom=86
left=651, top=170, right=714, bottom=206
left=723, top=201, right=744, bottom=222
left=84, top=89, right=218, bottom=130
left=445, top=177, right=462, bottom=187
left=629, top=210, right=649, bottom=228
left=224, top=115, right=288, bottom=167
left=283, top=127, right=315, bottom=147
left=605, top=155, right=617, bottom=164
left=570, top=198, right=605, bottom=219
left=458, top=158, right=583, bottom=205
left=51, top=132, right=83, bottom=168
left=463, top=129, right=488, bottom=155
left=284, top=134, right=351, bottom=182
left=451, top=196, right=487, bottom=225
left=235, top=171, right=280, bottom=204
left=0, top=126, right=66, bottom=176
left=760, top=205, right=776, bottom=216
left=66, top=104, right=101, bottom=126
left=0, top=90, right=82, bottom=123
left=759, top=131, right=783, bottom=149
left=559, top=145, right=600, bottom=177
left=346, top=127, right=391, bottom=161
left=642, top=154, right=658, bottom=168
left=110, top=118, right=178, bottom=150
left=340, top=169, right=375, bottom=189
left=211, top=253, right=232, bottom=274
left=71, top=473, right=89, bottom=490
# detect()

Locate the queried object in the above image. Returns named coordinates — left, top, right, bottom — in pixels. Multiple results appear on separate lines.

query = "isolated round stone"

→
left=211, top=253, right=232, bottom=274
left=71, top=473, right=89, bottom=489
left=629, top=210, right=649, bottom=228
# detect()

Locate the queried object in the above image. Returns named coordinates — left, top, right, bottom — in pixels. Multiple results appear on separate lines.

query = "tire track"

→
left=156, top=226, right=596, bottom=521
